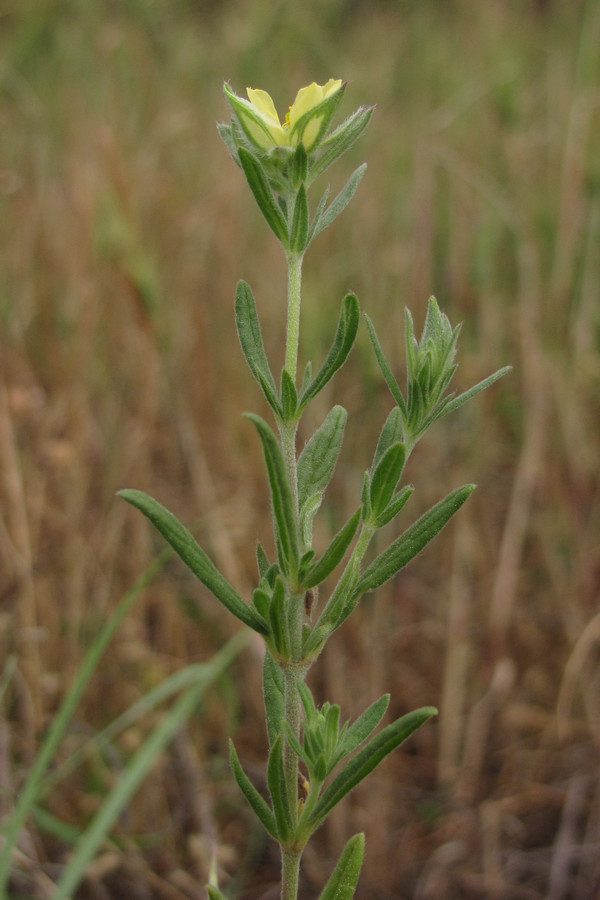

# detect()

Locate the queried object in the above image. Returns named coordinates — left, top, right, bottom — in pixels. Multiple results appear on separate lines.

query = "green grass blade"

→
left=50, top=681, right=203, bottom=900
left=40, top=633, right=250, bottom=797
left=0, top=550, right=170, bottom=894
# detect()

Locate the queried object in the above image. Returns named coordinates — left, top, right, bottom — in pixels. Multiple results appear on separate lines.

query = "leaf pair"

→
left=235, top=280, right=360, bottom=423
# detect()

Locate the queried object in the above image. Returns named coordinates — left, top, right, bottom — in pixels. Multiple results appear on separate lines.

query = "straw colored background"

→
left=1, top=0, right=599, bottom=897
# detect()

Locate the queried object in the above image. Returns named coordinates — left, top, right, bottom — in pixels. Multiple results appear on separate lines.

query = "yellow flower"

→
left=246, top=79, right=343, bottom=150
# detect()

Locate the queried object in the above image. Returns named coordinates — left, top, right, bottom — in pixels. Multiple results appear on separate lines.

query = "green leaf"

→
left=310, top=164, right=367, bottom=241
left=339, top=694, right=389, bottom=757
left=303, top=508, right=361, bottom=590
left=256, top=542, right=270, bottom=579
left=299, top=294, right=360, bottom=409
left=373, top=408, right=404, bottom=468
left=297, top=405, right=347, bottom=511
left=245, top=414, right=299, bottom=580
left=290, top=183, right=309, bottom=252
left=308, top=707, right=437, bottom=827
left=269, top=577, right=291, bottom=658
left=318, top=832, right=365, bottom=900
left=306, top=187, right=330, bottom=245
left=267, top=735, right=293, bottom=841
left=263, top=651, right=285, bottom=747
left=367, top=443, right=406, bottom=522
left=230, top=741, right=279, bottom=839
left=372, top=485, right=414, bottom=529
left=238, top=147, right=289, bottom=244
left=309, top=105, right=373, bottom=183
left=118, top=490, right=268, bottom=634
left=429, top=366, right=512, bottom=423
left=364, top=313, right=407, bottom=417
left=354, top=485, right=475, bottom=598
left=299, top=491, right=324, bottom=548
left=235, top=280, right=281, bottom=414
left=280, top=368, right=298, bottom=422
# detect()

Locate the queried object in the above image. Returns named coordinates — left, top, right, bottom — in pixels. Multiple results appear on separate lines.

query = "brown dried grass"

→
left=1, top=1, right=599, bottom=897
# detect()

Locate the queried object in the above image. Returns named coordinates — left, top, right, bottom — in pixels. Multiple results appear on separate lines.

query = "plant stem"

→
left=285, top=252, right=303, bottom=383
left=279, top=249, right=306, bottom=900
left=281, top=846, right=302, bottom=900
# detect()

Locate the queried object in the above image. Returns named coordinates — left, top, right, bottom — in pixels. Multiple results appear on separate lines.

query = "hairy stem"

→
left=281, top=846, right=302, bottom=900
left=285, top=252, right=303, bottom=382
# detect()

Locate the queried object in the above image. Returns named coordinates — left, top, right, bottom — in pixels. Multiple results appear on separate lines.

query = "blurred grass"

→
left=1, top=0, right=599, bottom=897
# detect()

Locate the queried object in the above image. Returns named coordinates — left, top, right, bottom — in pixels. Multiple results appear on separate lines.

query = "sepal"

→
left=238, top=148, right=289, bottom=244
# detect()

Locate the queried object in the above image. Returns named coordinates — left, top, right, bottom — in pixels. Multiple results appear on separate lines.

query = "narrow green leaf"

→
left=299, top=294, right=360, bottom=408
left=318, top=832, right=365, bottom=900
left=269, top=577, right=290, bottom=658
left=280, top=368, right=298, bottom=422
left=299, top=491, right=324, bottom=548
left=303, top=508, right=361, bottom=590
left=256, top=542, right=270, bottom=579
left=309, top=707, right=437, bottom=827
left=245, top=414, right=299, bottom=579
left=263, top=651, right=285, bottom=747
left=372, top=485, right=414, bottom=529
left=354, top=485, right=475, bottom=598
left=339, top=694, right=390, bottom=758
left=235, top=280, right=280, bottom=414
left=229, top=740, right=279, bottom=839
left=291, top=183, right=309, bottom=252
left=310, top=165, right=367, bottom=240
left=298, top=405, right=347, bottom=511
left=306, top=187, right=330, bottom=245
left=267, top=735, right=293, bottom=841
left=298, top=549, right=316, bottom=583
left=364, top=313, right=407, bottom=417
left=368, top=443, right=406, bottom=521
left=429, top=366, right=512, bottom=423
left=118, top=490, right=268, bottom=634
left=281, top=719, right=309, bottom=768
left=238, top=147, right=289, bottom=244
left=308, top=104, right=373, bottom=183
left=373, top=408, right=404, bottom=468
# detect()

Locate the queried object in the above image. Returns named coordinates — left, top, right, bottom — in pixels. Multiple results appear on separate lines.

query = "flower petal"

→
left=247, top=88, right=281, bottom=126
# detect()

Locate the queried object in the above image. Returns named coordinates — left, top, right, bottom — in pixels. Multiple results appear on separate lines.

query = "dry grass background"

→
left=1, top=0, right=600, bottom=897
